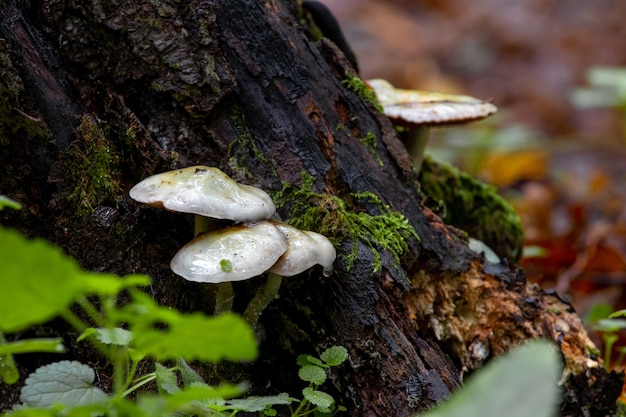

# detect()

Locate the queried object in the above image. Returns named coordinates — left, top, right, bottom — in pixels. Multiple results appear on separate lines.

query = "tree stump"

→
left=0, top=0, right=617, bottom=415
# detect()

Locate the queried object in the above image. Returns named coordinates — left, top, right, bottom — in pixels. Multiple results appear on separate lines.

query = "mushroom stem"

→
left=193, top=214, right=233, bottom=314
left=243, top=272, right=283, bottom=327
left=214, top=282, right=235, bottom=315
left=194, top=215, right=215, bottom=237
left=405, top=126, right=430, bottom=173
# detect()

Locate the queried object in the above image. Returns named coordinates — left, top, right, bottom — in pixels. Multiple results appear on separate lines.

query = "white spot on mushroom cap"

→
left=170, top=221, right=288, bottom=283
left=269, top=222, right=337, bottom=277
left=367, top=79, right=497, bottom=126
left=129, top=166, right=276, bottom=222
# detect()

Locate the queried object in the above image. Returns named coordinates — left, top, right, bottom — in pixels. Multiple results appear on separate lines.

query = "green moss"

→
left=63, top=115, right=121, bottom=217
left=419, top=157, right=524, bottom=264
left=227, top=106, right=274, bottom=178
left=274, top=172, right=418, bottom=273
left=358, top=131, right=384, bottom=167
left=341, top=72, right=383, bottom=113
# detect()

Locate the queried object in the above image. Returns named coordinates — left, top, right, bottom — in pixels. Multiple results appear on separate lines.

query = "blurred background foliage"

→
left=320, top=0, right=626, bottom=368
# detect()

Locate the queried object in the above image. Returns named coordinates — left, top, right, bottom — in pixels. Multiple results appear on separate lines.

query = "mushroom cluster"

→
left=367, top=79, right=497, bottom=172
left=129, top=166, right=336, bottom=326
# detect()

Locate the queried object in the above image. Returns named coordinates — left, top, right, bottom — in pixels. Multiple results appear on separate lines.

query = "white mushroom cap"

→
left=367, top=79, right=497, bottom=127
left=170, top=221, right=288, bottom=283
left=129, top=166, right=276, bottom=222
left=269, top=222, right=336, bottom=277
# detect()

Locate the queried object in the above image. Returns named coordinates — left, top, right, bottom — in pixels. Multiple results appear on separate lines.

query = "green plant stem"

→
left=76, top=296, right=105, bottom=327
left=60, top=308, right=89, bottom=333
left=291, top=395, right=311, bottom=417
left=113, top=346, right=128, bottom=395
left=122, top=373, right=157, bottom=397
left=405, top=126, right=430, bottom=172
left=242, top=272, right=283, bottom=327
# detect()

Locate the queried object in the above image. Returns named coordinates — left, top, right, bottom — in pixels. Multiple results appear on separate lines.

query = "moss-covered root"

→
left=242, top=272, right=283, bottom=327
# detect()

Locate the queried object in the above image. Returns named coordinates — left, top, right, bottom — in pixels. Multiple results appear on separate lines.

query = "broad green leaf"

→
left=0, top=338, right=65, bottom=356
left=302, top=387, right=334, bottom=410
left=20, top=361, right=108, bottom=407
left=298, top=365, right=327, bottom=385
left=223, top=393, right=294, bottom=412
left=417, top=340, right=561, bottom=417
left=0, top=229, right=88, bottom=332
left=120, top=292, right=257, bottom=362
left=78, top=327, right=133, bottom=346
left=320, top=346, right=348, bottom=367
left=0, top=195, right=21, bottom=210
left=133, top=312, right=257, bottom=362
left=155, top=363, right=180, bottom=394
left=82, top=274, right=150, bottom=296
left=176, top=358, right=205, bottom=386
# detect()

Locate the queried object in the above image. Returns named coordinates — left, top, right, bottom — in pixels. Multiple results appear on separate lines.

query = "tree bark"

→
left=0, top=1, right=617, bottom=416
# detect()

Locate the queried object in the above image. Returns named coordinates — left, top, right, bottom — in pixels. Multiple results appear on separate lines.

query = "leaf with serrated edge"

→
left=302, top=387, right=334, bottom=409
left=0, top=229, right=87, bottom=333
left=224, top=393, right=294, bottom=412
left=79, top=327, right=133, bottom=346
left=20, top=361, right=107, bottom=407
left=298, top=365, right=327, bottom=385
left=320, top=346, right=348, bottom=367
left=155, top=363, right=180, bottom=394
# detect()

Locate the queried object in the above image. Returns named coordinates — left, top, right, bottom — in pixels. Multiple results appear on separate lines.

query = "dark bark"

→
left=0, top=1, right=615, bottom=416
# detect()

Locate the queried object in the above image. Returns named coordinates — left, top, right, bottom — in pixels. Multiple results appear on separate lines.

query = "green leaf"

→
left=138, top=384, right=246, bottom=414
left=223, top=393, right=294, bottom=412
left=135, top=313, right=257, bottom=362
left=78, top=327, right=133, bottom=346
left=0, top=332, right=19, bottom=384
left=0, top=195, right=21, bottom=210
left=302, top=387, right=334, bottom=410
left=82, top=274, right=151, bottom=296
left=298, top=365, right=327, bottom=385
left=121, top=293, right=257, bottom=362
left=297, top=354, right=326, bottom=368
left=320, top=346, right=348, bottom=367
left=0, top=338, right=65, bottom=356
left=595, top=318, right=626, bottom=333
left=20, top=361, right=108, bottom=407
left=155, top=363, right=180, bottom=394
left=0, top=353, right=19, bottom=384
left=0, top=229, right=89, bottom=332
left=176, top=358, right=206, bottom=386
left=417, top=340, right=561, bottom=417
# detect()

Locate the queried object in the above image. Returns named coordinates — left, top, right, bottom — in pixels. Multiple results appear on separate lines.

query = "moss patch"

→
left=54, top=115, right=121, bottom=218
left=419, top=157, right=524, bottom=264
left=274, top=172, right=418, bottom=273
left=341, top=72, right=383, bottom=114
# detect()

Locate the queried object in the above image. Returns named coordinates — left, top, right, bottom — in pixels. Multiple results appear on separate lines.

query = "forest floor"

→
left=322, top=0, right=626, bottom=363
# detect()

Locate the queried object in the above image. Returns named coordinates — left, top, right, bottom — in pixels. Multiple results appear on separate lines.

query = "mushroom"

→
left=129, top=166, right=277, bottom=312
left=129, top=165, right=276, bottom=233
left=367, top=79, right=497, bottom=172
left=170, top=221, right=289, bottom=284
left=242, top=221, right=336, bottom=326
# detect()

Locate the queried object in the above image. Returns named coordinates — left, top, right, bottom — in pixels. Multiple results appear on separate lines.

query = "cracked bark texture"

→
left=0, top=1, right=617, bottom=416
